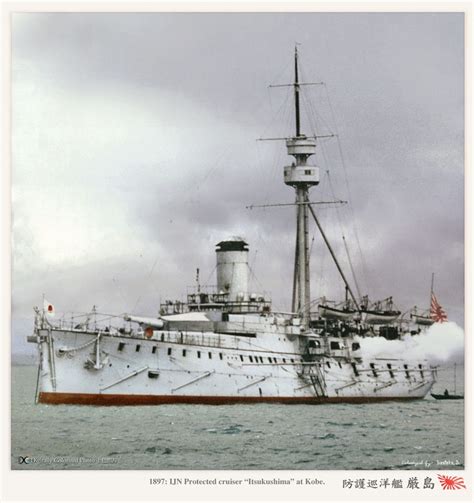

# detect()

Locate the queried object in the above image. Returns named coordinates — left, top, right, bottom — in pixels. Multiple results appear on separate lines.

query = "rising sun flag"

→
left=430, top=293, right=448, bottom=323
left=437, top=474, right=466, bottom=490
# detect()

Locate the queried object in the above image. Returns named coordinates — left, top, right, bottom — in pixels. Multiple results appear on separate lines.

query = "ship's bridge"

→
left=160, top=237, right=271, bottom=315
left=159, top=288, right=271, bottom=316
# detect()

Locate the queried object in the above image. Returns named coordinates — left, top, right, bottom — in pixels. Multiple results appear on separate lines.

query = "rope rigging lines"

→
left=298, top=63, right=369, bottom=301
left=322, top=82, right=370, bottom=293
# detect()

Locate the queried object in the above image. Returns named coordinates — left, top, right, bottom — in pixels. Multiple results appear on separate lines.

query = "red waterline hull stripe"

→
left=38, top=392, right=421, bottom=406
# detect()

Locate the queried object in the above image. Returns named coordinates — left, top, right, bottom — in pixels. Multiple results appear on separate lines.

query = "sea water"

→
left=11, top=365, right=464, bottom=470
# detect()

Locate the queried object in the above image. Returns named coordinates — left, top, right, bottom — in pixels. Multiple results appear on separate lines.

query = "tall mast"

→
left=265, top=47, right=357, bottom=325
left=294, top=46, right=301, bottom=137
left=430, top=272, right=435, bottom=304
left=284, top=45, right=320, bottom=330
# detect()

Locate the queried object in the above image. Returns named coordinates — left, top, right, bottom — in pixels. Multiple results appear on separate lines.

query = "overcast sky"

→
left=11, top=12, right=464, bottom=355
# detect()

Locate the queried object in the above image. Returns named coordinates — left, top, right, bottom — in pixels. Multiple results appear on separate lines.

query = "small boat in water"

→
left=431, top=363, right=463, bottom=400
left=431, top=391, right=463, bottom=400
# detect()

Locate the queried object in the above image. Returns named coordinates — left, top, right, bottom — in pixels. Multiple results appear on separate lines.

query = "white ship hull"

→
left=31, top=322, right=435, bottom=405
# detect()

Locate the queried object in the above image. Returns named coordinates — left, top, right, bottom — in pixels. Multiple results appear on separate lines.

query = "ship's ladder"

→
left=298, top=362, right=327, bottom=397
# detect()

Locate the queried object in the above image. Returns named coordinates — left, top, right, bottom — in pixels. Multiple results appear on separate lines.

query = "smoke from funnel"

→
left=356, top=322, right=464, bottom=365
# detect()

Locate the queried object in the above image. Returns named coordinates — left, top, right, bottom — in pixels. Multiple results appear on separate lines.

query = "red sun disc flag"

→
left=430, top=293, right=448, bottom=323
left=43, top=299, right=55, bottom=317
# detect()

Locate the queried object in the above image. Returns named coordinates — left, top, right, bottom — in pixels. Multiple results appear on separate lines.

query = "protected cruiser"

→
left=28, top=48, right=437, bottom=405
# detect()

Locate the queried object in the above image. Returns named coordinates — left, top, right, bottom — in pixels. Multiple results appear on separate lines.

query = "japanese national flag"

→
left=43, top=299, right=55, bottom=317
